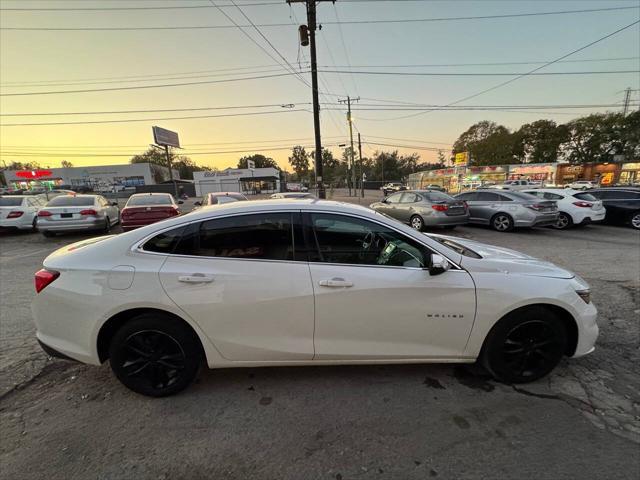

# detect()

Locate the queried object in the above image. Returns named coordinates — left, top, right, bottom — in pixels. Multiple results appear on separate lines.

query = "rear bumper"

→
left=120, top=218, right=164, bottom=230
left=0, top=218, right=33, bottom=229
left=574, top=210, right=606, bottom=225
left=423, top=213, right=470, bottom=226
left=514, top=212, right=559, bottom=227
left=38, top=218, right=104, bottom=232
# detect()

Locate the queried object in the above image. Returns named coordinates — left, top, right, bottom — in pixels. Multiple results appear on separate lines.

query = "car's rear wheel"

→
left=410, top=215, right=424, bottom=231
left=491, top=213, right=514, bottom=232
left=109, top=313, right=203, bottom=397
left=554, top=212, right=573, bottom=230
left=629, top=211, right=640, bottom=230
left=481, top=307, right=567, bottom=384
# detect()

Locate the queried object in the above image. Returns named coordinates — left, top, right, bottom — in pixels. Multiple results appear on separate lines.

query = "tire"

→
left=629, top=211, right=640, bottom=230
left=490, top=213, right=514, bottom=232
left=42, top=230, right=55, bottom=238
left=103, top=217, right=111, bottom=234
left=554, top=212, right=573, bottom=230
left=31, top=217, right=38, bottom=232
left=410, top=215, right=424, bottom=231
left=109, top=313, right=203, bottom=397
left=481, top=306, right=567, bottom=384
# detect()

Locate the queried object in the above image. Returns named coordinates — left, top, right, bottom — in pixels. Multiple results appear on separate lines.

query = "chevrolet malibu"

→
left=32, top=200, right=597, bottom=397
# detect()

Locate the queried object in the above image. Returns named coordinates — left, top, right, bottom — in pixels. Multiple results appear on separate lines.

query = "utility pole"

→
left=358, top=132, right=364, bottom=198
left=622, top=87, right=632, bottom=116
left=338, top=96, right=359, bottom=196
left=164, top=145, right=177, bottom=197
left=289, top=0, right=334, bottom=199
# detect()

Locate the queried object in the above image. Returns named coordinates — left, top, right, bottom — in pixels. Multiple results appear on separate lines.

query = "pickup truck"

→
left=381, top=182, right=406, bottom=196
left=491, top=180, right=542, bottom=191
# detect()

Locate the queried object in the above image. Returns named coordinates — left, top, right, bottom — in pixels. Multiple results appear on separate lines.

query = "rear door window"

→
left=477, top=192, right=501, bottom=202
left=400, top=192, right=419, bottom=203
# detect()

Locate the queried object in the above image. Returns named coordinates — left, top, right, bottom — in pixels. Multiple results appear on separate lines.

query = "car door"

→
left=456, top=192, right=481, bottom=222
left=305, top=212, right=476, bottom=359
left=157, top=212, right=315, bottom=361
left=378, top=192, right=403, bottom=218
left=396, top=192, right=420, bottom=222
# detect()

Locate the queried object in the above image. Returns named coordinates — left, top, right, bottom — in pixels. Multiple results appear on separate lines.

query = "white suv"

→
left=566, top=180, right=597, bottom=190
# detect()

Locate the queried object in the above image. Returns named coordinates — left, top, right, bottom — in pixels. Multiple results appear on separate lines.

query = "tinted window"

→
left=573, top=192, right=597, bottom=201
left=0, top=197, right=23, bottom=206
left=456, top=192, right=476, bottom=201
left=47, top=196, right=95, bottom=207
left=497, top=194, right=514, bottom=202
left=179, top=213, right=295, bottom=261
left=126, top=195, right=173, bottom=206
left=143, top=226, right=186, bottom=254
left=477, top=192, right=501, bottom=202
left=543, top=192, right=564, bottom=200
left=216, top=196, right=241, bottom=204
left=400, top=192, right=419, bottom=203
left=309, top=213, right=431, bottom=268
left=598, top=190, right=640, bottom=200
left=386, top=193, right=403, bottom=204
left=504, top=191, right=538, bottom=201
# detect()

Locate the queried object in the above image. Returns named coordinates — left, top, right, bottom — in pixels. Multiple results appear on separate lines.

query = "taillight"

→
left=35, top=269, right=60, bottom=293
left=80, top=209, right=98, bottom=216
left=38, top=210, right=52, bottom=217
left=121, top=209, right=131, bottom=218
left=7, top=211, right=24, bottom=218
left=431, top=204, right=448, bottom=212
left=573, top=201, right=593, bottom=208
left=525, top=204, right=544, bottom=211
left=170, top=207, right=180, bottom=216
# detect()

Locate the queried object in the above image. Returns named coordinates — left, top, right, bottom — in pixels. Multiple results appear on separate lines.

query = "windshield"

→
left=126, top=195, right=173, bottom=206
left=427, top=235, right=482, bottom=259
left=0, top=197, right=23, bottom=206
left=47, top=196, right=94, bottom=207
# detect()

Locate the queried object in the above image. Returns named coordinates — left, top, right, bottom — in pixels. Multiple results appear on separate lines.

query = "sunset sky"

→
left=1, top=0, right=639, bottom=171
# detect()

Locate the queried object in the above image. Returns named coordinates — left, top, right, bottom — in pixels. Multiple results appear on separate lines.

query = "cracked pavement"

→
left=0, top=212, right=638, bottom=479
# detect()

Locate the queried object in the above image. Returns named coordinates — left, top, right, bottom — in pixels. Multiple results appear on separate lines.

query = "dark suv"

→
left=576, top=187, right=640, bottom=230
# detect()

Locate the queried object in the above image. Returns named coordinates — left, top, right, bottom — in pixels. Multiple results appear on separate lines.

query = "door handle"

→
left=178, top=274, right=214, bottom=284
left=319, top=277, right=353, bottom=288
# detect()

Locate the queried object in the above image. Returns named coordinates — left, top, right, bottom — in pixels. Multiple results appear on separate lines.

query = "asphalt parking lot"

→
left=0, top=200, right=638, bottom=480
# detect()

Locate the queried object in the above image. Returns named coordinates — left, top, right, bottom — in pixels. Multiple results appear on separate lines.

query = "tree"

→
left=130, top=147, right=207, bottom=180
left=452, top=121, right=515, bottom=165
left=561, top=113, right=627, bottom=164
left=437, top=150, right=447, bottom=165
left=237, top=154, right=279, bottom=170
left=513, top=120, right=569, bottom=164
left=60, top=160, right=74, bottom=168
left=288, top=145, right=310, bottom=181
left=312, top=148, right=344, bottom=184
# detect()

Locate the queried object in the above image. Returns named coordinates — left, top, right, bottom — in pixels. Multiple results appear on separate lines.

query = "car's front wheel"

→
left=481, top=307, right=567, bottom=383
left=109, top=313, right=203, bottom=397
left=491, top=213, right=514, bottom=232
left=410, top=215, right=424, bottom=231
left=629, top=211, right=640, bottom=230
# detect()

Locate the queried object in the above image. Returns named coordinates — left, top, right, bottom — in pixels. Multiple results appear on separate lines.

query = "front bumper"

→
left=572, top=300, right=599, bottom=357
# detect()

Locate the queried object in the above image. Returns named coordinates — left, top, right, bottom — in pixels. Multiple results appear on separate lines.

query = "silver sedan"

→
left=37, top=194, right=120, bottom=237
left=370, top=190, right=470, bottom=231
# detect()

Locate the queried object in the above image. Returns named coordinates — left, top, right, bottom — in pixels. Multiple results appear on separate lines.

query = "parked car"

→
left=0, top=195, right=47, bottom=231
left=32, top=199, right=597, bottom=396
left=578, top=187, right=640, bottom=230
left=270, top=192, right=315, bottom=199
left=369, top=190, right=469, bottom=231
left=566, top=180, right=597, bottom=190
left=491, top=180, right=541, bottom=191
left=194, top=192, right=248, bottom=209
left=424, top=184, right=446, bottom=192
left=37, top=194, right=120, bottom=237
left=523, top=189, right=606, bottom=229
left=454, top=190, right=558, bottom=232
left=381, top=182, right=406, bottom=196
left=120, top=193, right=182, bottom=232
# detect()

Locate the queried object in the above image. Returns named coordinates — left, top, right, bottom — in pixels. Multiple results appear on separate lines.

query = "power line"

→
left=320, top=69, right=640, bottom=76
left=0, top=109, right=309, bottom=127
left=0, top=1, right=282, bottom=11
left=2, top=6, right=637, bottom=30
left=365, top=19, right=640, bottom=121
left=0, top=71, right=305, bottom=97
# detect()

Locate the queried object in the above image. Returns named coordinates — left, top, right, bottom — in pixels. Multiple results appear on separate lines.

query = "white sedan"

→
left=523, top=189, right=606, bottom=229
left=0, top=195, right=47, bottom=230
left=32, top=200, right=598, bottom=397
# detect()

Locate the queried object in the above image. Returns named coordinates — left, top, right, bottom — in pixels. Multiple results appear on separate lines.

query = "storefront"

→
left=556, top=163, right=621, bottom=186
left=408, top=168, right=458, bottom=191
left=194, top=167, right=281, bottom=196
left=619, top=162, right=640, bottom=185
left=508, top=163, right=557, bottom=183
left=4, top=163, right=178, bottom=191
left=463, top=165, right=508, bottom=190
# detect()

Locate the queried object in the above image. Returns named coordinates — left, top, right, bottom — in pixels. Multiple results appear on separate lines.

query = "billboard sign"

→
left=152, top=126, right=180, bottom=148
left=247, top=159, right=256, bottom=169
left=454, top=152, right=469, bottom=166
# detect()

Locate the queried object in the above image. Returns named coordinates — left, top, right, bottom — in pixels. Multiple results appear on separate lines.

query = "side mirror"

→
left=194, top=201, right=202, bottom=206
left=177, top=200, right=184, bottom=205
left=111, top=202, right=118, bottom=207
left=429, top=254, right=451, bottom=276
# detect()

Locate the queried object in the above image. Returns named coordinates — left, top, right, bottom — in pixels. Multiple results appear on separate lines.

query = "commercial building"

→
left=193, top=168, right=281, bottom=196
left=3, top=163, right=179, bottom=191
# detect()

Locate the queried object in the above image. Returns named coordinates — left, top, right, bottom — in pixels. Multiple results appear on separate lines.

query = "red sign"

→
left=15, top=170, right=53, bottom=179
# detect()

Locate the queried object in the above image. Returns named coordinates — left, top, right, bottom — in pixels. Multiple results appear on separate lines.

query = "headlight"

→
left=576, top=289, right=591, bottom=304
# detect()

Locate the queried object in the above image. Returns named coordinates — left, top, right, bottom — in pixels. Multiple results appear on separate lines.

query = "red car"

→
left=120, top=193, right=182, bottom=231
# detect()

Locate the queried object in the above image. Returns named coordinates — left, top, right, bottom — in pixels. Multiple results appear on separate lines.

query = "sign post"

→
left=152, top=126, right=180, bottom=197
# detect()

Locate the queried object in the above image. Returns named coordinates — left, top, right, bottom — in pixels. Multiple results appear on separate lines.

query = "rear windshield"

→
left=127, top=195, right=173, bottom=206
left=216, top=196, right=242, bottom=204
left=503, top=191, right=538, bottom=201
left=0, top=197, right=23, bottom=206
left=421, top=191, right=453, bottom=202
left=47, top=196, right=95, bottom=207
left=573, top=192, right=597, bottom=201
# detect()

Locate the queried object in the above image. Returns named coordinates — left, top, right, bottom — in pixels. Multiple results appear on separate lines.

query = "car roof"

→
left=130, top=192, right=172, bottom=197
left=208, top=192, right=243, bottom=196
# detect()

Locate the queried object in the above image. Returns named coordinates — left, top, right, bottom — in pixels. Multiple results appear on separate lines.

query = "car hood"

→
left=428, top=234, right=575, bottom=279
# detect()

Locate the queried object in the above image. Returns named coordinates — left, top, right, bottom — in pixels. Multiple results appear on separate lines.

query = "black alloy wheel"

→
left=481, top=307, right=566, bottom=383
left=109, top=314, right=202, bottom=397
